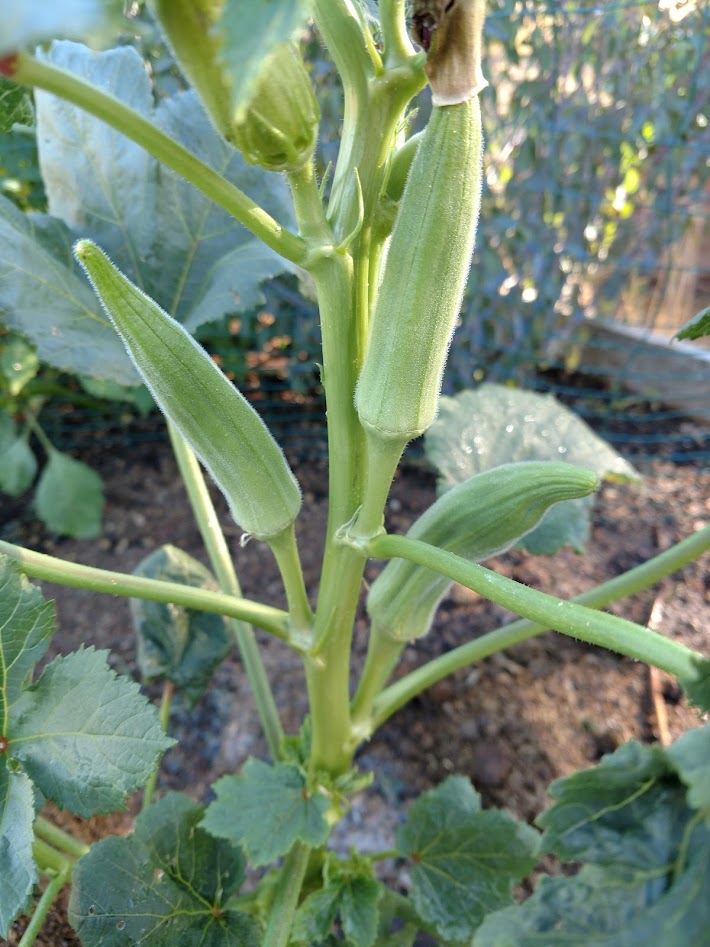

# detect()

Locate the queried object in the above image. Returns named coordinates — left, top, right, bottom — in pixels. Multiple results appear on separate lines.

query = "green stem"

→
left=262, top=842, right=311, bottom=947
left=18, top=862, right=72, bottom=947
left=268, top=526, right=314, bottom=638
left=32, top=838, right=73, bottom=877
left=379, top=0, right=417, bottom=66
left=350, top=622, right=403, bottom=734
left=167, top=425, right=284, bottom=760
left=370, top=524, right=710, bottom=728
left=23, top=410, right=54, bottom=456
left=0, top=539, right=289, bottom=641
left=348, top=429, right=409, bottom=543
left=141, top=679, right=175, bottom=811
left=11, top=53, right=306, bottom=267
left=34, top=816, right=89, bottom=859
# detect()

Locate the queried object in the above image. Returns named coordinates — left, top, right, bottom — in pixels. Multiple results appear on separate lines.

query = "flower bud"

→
left=230, top=44, right=319, bottom=173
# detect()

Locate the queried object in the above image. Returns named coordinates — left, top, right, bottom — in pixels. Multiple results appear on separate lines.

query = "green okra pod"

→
left=368, top=462, right=599, bottom=642
left=355, top=1, right=486, bottom=443
left=74, top=240, right=301, bottom=540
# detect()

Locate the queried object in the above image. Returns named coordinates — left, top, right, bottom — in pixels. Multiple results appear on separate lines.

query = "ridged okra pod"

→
left=355, top=2, right=486, bottom=442
left=368, top=462, right=599, bottom=642
left=74, top=240, right=301, bottom=541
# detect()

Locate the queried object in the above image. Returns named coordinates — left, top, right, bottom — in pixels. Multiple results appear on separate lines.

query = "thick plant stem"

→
left=141, top=680, right=175, bottom=811
left=18, top=863, right=71, bottom=947
left=373, top=521, right=710, bottom=727
left=262, top=842, right=311, bottom=947
left=168, top=426, right=285, bottom=760
left=34, top=817, right=89, bottom=859
left=10, top=53, right=306, bottom=266
left=0, top=539, right=289, bottom=640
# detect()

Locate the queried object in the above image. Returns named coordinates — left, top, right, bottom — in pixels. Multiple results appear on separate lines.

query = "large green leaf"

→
left=35, top=43, right=157, bottom=270
left=425, top=385, right=639, bottom=555
left=11, top=646, right=174, bottom=816
left=202, top=758, right=331, bottom=866
left=69, top=792, right=259, bottom=946
left=131, top=545, right=231, bottom=706
left=33, top=449, right=104, bottom=538
left=3, top=41, right=296, bottom=385
left=396, top=776, right=539, bottom=943
left=475, top=726, right=710, bottom=946
left=216, top=0, right=312, bottom=122
left=664, top=723, right=710, bottom=815
left=0, top=2, right=113, bottom=56
left=0, top=765, right=37, bottom=939
left=0, top=553, right=54, bottom=722
left=0, top=194, right=131, bottom=382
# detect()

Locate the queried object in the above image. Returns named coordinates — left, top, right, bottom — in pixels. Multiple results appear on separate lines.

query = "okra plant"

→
left=1, top=2, right=710, bottom=945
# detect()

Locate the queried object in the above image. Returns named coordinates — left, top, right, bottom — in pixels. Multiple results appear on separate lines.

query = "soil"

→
left=2, top=439, right=709, bottom=946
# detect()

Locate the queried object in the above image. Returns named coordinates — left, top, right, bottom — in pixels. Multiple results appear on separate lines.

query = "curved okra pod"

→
left=74, top=240, right=301, bottom=541
left=367, top=462, right=599, bottom=642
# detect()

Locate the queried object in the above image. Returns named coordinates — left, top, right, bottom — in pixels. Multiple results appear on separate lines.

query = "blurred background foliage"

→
left=1, top=0, right=709, bottom=465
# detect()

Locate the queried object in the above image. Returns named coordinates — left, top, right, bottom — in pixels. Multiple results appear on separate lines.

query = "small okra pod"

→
left=74, top=240, right=301, bottom=541
left=355, top=2, right=486, bottom=443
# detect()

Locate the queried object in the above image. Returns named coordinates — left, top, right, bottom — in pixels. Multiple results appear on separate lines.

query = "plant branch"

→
left=141, top=679, right=175, bottom=811
left=371, top=523, right=710, bottom=727
left=262, top=842, right=311, bottom=947
left=368, top=532, right=708, bottom=687
left=0, top=539, right=290, bottom=640
left=18, top=860, right=72, bottom=947
left=379, top=0, right=417, bottom=66
left=168, top=425, right=285, bottom=759
left=34, top=817, right=89, bottom=860
left=10, top=53, right=307, bottom=267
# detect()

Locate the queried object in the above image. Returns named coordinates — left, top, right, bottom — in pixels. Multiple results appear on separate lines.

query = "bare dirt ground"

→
left=3, top=439, right=709, bottom=945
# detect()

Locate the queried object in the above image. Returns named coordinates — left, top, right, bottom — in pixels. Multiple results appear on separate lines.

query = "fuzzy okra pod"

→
left=74, top=240, right=301, bottom=540
left=355, top=1, right=486, bottom=443
left=367, top=462, right=599, bottom=643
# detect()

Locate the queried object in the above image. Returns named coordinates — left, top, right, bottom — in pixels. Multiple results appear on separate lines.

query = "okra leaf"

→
left=0, top=2, right=115, bottom=56
left=151, top=88, right=297, bottom=332
left=11, top=646, right=174, bottom=817
left=69, top=792, right=259, bottom=946
left=33, top=449, right=104, bottom=538
left=35, top=43, right=295, bottom=332
left=216, top=0, right=311, bottom=122
left=664, top=721, right=710, bottom=814
left=680, top=658, right=710, bottom=713
left=0, top=194, right=133, bottom=383
left=0, top=77, right=33, bottom=133
left=396, top=776, right=539, bottom=943
left=0, top=435, right=37, bottom=497
left=35, top=43, right=157, bottom=269
left=476, top=731, right=710, bottom=946
left=426, top=385, right=639, bottom=555
left=537, top=740, right=682, bottom=866
left=202, top=758, right=331, bottom=866
left=294, top=856, right=383, bottom=947
left=0, top=553, right=54, bottom=719
left=131, top=545, right=231, bottom=706
left=0, top=333, right=39, bottom=395
left=0, top=765, right=37, bottom=939
left=675, top=305, right=710, bottom=342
